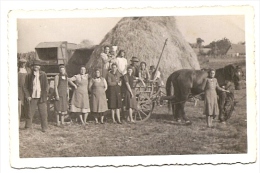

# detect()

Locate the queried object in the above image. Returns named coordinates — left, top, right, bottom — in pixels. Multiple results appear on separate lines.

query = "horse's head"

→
left=233, top=66, right=244, bottom=90
left=224, top=65, right=244, bottom=90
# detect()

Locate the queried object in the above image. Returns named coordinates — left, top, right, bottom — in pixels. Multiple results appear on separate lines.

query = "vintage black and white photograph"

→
left=8, top=5, right=257, bottom=169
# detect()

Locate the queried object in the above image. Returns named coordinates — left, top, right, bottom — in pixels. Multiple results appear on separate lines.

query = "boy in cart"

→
left=149, top=65, right=164, bottom=106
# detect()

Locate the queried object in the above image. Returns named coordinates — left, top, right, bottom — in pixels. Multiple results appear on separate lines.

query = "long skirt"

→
left=124, top=89, right=137, bottom=109
left=204, top=89, right=219, bottom=116
left=107, top=85, right=122, bottom=109
left=54, top=96, right=68, bottom=112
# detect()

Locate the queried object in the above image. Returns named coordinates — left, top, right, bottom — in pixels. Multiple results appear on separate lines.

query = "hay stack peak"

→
left=86, top=17, right=200, bottom=78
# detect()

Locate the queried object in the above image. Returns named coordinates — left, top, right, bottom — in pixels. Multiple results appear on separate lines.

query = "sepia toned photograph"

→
left=16, top=15, right=248, bottom=158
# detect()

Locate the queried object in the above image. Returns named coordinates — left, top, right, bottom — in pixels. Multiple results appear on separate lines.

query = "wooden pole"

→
left=153, top=38, right=168, bottom=80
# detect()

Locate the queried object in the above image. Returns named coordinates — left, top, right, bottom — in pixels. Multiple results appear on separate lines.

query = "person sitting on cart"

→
left=129, top=56, right=140, bottom=77
left=54, top=64, right=69, bottom=126
left=122, top=66, right=145, bottom=123
left=138, top=61, right=150, bottom=83
left=149, top=65, right=164, bottom=105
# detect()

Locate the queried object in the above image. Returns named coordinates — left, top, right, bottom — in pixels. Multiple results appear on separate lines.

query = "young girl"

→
left=203, top=69, right=229, bottom=128
left=138, top=62, right=150, bottom=82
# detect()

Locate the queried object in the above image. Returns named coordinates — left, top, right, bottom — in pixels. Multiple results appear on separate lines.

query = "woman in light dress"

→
left=69, top=66, right=90, bottom=125
left=203, top=69, right=229, bottom=128
left=89, top=68, right=108, bottom=124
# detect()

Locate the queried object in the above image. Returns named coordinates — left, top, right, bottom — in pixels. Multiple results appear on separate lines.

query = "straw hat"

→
left=130, top=56, right=139, bottom=62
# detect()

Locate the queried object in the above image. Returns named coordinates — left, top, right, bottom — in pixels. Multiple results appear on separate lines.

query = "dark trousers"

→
left=25, top=98, right=48, bottom=130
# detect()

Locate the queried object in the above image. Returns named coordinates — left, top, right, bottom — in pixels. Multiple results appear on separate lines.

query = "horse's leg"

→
left=178, top=87, right=190, bottom=123
left=171, top=103, right=176, bottom=120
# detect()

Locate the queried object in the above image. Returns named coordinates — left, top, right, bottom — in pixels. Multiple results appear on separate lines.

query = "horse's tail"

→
left=166, top=74, right=173, bottom=113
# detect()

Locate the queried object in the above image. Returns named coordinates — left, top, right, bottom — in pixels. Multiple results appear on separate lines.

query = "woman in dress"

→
left=89, top=68, right=108, bottom=124
left=116, top=50, right=128, bottom=76
left=18, top=58, right=28, bottom=122
left=107, top=63, right=122, bottom=124
left=203, top=69, right=230, bottom=128
left=54, top=65, right=68, bottom=126
left=69, top=66, right=90, bottom=125
left=123, top=66, right=145, bottom=123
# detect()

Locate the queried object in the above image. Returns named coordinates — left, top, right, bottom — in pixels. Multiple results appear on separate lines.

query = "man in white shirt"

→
left=24, top=60, right=49, bottom=132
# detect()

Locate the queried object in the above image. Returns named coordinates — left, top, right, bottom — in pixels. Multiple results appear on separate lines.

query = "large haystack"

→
left=86, top=17, right=200, bottom=79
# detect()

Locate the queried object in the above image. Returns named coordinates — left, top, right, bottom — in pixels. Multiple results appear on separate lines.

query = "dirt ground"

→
left=19, top=56, right=247, bottom=157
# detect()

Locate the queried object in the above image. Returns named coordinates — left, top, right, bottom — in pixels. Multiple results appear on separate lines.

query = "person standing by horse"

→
left=54, top=64, right=69, bottom=126
left=203, top=69, right=230, bottom=128
left=23, top=60, right=49, bottom=132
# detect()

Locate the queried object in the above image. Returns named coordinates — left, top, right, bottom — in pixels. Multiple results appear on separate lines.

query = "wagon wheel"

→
left=223, top=93, right=235, bottom=121
left=47, top=87, right=56, bottom=118
left=133, top=92, right=155, bottom=122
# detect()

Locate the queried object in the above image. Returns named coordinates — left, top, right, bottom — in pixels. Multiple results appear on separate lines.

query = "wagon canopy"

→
left=35, top=41, right=70, bottom=65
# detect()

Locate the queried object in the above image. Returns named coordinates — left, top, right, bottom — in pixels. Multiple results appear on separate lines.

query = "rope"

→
left=158, top=92, right=205, bottom=105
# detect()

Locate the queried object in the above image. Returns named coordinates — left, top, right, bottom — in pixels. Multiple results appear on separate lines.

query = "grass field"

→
left=19, top=56, right=247, bottom=158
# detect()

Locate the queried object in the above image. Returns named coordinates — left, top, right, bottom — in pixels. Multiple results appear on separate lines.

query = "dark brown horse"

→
left=166, top=64, right=243, bottom=124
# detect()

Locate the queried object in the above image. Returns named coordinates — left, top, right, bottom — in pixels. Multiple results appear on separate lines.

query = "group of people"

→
left=18, top=44, right=231, bottom=132
left=18, top=45, right=164, bottom=132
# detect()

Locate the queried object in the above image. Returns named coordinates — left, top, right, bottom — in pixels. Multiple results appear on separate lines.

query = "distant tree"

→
left=208, top=37, right=231, bottom=56
left=79, top=39, right=95, bottom=48
left=196, top=38, right=204, bottom=49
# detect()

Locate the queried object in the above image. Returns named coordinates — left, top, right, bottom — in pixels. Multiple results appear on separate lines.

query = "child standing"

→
left=203, top=69, right=229, bottom=128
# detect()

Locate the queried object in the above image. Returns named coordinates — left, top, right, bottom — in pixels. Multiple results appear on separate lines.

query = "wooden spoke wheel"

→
left=223, top=93, right=235, bottom=121
left=133, top=92, right=155, bottom=122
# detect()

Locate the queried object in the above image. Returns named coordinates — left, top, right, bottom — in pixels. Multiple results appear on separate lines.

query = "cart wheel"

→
left=223, top=93, right=235, bottom=121
left=47, top=97, right=55, bottom=118
left=133, top=92, right=155, bottom=122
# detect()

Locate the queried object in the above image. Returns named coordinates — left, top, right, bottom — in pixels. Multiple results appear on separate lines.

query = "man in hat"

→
left=18, top=58, right=28, bottom=122
left=129, top=56, right=140, bottom=77
left=24, top=60, right=49, bottom=132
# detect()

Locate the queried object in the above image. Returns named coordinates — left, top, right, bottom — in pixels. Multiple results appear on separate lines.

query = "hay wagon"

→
left=129, top=38, right=235, bottom=123
left=131, top=80, right=235, bottom=123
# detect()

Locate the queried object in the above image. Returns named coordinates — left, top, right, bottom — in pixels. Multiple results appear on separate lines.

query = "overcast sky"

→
left=17, top=15, right=245, bottom=53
